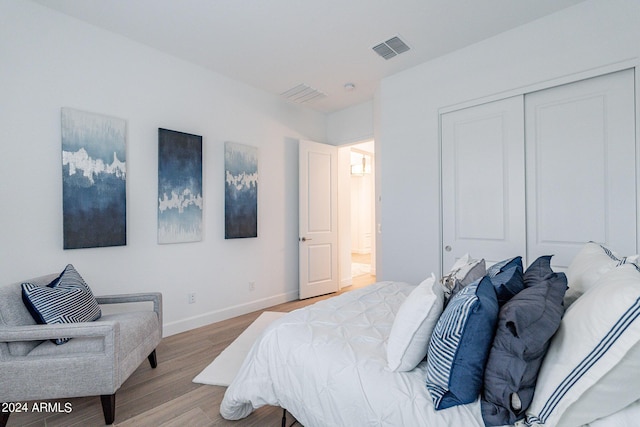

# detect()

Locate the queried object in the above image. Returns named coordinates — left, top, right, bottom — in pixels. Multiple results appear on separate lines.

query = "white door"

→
left=299, top=140, right=339, bottom=299
left=441, top=96, right=526, bottom=270
left=525, top=69, right=637, bottom=268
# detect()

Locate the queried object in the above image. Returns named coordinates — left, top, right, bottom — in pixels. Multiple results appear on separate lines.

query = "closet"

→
left=441, top=68, right=636, bottom=270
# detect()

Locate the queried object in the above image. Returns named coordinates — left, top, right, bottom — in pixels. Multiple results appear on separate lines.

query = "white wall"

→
left=327, top=101, right=374, bottom=146
left=0, top=1, right=326, bottom=335
left=378, top=0, right=640, bottom=284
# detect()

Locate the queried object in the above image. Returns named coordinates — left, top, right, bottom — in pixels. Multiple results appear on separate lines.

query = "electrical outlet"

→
left=248, top=281, right=255, bottom=291
left=188, top=292, right=196, bottom=304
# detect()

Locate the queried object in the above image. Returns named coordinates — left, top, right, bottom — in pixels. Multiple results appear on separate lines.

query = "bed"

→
left=220, top=243, right=640, bottom=427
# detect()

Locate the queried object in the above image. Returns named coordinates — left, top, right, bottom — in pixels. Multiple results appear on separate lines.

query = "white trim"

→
left=162, top=290, right=298, bottom=337
left=439, top=58, right=639, bottom=115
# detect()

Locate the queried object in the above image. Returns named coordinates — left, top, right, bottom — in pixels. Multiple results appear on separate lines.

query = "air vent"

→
left=280, top=84, right=327, bottom=104
left=372, top=35, right=410, bottom=60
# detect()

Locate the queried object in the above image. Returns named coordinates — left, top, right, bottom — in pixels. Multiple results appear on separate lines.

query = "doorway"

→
left=347, top=140, right=376, bottom=288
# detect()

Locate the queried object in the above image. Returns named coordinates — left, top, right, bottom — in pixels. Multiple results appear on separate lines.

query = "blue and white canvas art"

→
left=158, top=128, right=203, bottom=244
left=225, top=142, right=258, bottom=239
left=61, top=108, right=127, bottom=249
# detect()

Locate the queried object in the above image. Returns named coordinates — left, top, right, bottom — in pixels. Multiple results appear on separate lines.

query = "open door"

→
left=299, top=140, right=339, bottom=299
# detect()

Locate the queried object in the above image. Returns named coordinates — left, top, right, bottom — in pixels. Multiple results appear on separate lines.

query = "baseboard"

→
left=163, top=290, right=299, bottom=337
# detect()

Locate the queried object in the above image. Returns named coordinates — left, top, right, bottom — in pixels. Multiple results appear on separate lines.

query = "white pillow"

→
left=565, top=242, right=639, bottom=305
left=440, top=253, right=486, bottom=301
left=525, top=264, right=640, bottom=426
left=386, top=274, right=444, bottom=372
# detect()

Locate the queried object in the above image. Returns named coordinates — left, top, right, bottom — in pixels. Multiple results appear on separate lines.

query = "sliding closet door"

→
left=525, top=69, right=636, bottom=268
left=441, top=96, right=526, bottom=270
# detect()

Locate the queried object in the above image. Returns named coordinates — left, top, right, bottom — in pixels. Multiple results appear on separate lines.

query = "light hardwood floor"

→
left=6, top=272, right=376, bottom=427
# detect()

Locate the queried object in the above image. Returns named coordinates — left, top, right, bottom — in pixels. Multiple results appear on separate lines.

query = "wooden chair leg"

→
left=148, top=349, right=158, bottom=368
left=100, top=394, right=115, bottom=425
left=0, top=408, right=10, bottom=427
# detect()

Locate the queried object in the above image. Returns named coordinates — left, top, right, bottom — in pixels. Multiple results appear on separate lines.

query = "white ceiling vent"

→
left=280, top=84, right=327, bottom=104
left=372, top=36, right=410, bottom=60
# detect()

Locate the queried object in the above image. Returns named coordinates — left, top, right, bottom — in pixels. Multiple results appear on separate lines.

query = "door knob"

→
left=300, top=237, right=312, bottom=242
left=444, top=245, right=452, bottom=252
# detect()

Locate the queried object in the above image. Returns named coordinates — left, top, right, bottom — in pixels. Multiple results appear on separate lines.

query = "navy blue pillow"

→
left=22, top=264, right=101, bottom=344
left=481, top=255, right=567, bottom=426
left=486, top=256, right=523, bottom=277
left=427, top=276, right=499, bottom=409
left=490, top=265, right=525, bottom=306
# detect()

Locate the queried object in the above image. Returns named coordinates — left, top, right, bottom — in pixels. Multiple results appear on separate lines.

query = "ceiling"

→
left=33, top=0, right=587, bottom=114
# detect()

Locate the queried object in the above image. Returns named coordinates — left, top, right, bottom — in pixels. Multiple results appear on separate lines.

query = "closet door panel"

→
left=525, top=69, right=636, bottom=268
left=441, top=96, right=526, bottom=270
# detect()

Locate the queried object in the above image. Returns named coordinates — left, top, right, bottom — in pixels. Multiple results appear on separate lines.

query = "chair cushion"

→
left=21, top=264, right=101, bottom=344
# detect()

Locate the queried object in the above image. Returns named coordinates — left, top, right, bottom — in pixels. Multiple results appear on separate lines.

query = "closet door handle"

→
left=444, top=245, right=452, bottom=252
left=300, top=237, right=312, bottom=242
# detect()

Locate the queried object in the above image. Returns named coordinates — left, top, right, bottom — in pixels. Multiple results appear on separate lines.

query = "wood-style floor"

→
left=6, top=260, right=376, bottom=427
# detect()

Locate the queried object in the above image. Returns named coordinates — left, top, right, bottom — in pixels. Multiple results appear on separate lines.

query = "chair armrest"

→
left=0, top=321, right=117, bottom=343
left=96, top=292, right=162, bottom=335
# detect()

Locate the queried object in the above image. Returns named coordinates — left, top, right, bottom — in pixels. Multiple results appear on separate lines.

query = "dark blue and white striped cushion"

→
left=426, top=276, right=499, bottom=409
left=21, top=264, right=101, bottom=344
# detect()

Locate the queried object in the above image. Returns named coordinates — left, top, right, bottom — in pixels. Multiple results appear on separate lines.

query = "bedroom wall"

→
left=0, top=1, right=326, bottom=335
left=377, top=0, right=640, bottom=284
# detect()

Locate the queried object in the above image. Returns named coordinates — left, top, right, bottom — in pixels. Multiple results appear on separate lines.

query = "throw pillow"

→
left=526, top=263, right=640, bottom=426
left=440, top=253, right=486, bottom=303
left=489, top=264, right=524, bottom=306
left=426, top=275, right=499, bottom=410
left=22, top=264, right=101, bottom=344
left=481, top=255, right=567, bottom=426
left=565, top=241, right=639, bottom=305
left=387, top=274, right=444, bottom=372
left=486, top=256, right=523, bottom=278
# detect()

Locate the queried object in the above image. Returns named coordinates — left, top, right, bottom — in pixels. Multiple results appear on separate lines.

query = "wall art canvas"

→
left=225, top=142, right=258, bottom=239
left=61, top=108, right=127, bottom=249
left=158, top=128, right=203, bottom=244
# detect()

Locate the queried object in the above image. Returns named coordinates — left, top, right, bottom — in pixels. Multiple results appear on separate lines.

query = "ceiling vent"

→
left=280, top=84, right=327, bottom=104
left=372, top=36, right=410, bottom=60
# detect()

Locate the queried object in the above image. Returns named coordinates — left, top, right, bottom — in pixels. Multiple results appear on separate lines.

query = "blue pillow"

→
left=490, top=265, right=525, bottom=306
left=22, top=264, right=101, bottom=344
left=426, top=276, right=499, bottom=409
left=481, top=255, right=567, bottom=426
left=486, top=256, right=523, bottom=277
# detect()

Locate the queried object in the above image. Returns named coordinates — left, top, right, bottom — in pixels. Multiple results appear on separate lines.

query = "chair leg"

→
left=148, top=349, right=158, bottom=368
left=100, top=394, right=115, bottom=425
left=0, top=409, right=10, bottom=427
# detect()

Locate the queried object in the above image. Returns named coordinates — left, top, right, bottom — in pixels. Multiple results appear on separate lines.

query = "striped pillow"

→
left=525, top=264, right=640, bottom=426
left=426, top=276, right=499, bottom=409
left=21, top=264, right=101, bottom=344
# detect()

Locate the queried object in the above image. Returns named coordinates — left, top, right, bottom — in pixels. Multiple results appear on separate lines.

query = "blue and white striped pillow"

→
left=21, top=264, right=101, bottom=344
left=525, top=263, right=640, bottom=426
left=426, top=276, right=499, bottom=409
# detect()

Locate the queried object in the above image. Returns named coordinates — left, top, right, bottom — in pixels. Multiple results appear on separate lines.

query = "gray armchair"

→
left=0, top=273, right=162, bottom=426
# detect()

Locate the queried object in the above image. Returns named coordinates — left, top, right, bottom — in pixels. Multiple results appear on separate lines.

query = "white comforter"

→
left=220, top=281, right=485, bottom=426
left=221, top=281, right=640, bottom=427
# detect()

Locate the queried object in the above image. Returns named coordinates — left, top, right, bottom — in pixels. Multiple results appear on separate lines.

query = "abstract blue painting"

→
left=225, top=142, right=258, bottom=239
left=158, top=128, right=203, bottom=244
left=61, top=108, right=127, bottom=249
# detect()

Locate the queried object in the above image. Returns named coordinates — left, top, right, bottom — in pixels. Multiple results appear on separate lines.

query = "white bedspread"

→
left=220, top=281, right=485, bottom=426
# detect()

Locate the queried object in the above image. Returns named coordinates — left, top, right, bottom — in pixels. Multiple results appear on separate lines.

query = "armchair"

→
left=0, top=273, right=162, bottom=426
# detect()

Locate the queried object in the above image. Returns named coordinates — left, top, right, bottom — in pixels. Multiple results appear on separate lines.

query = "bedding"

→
left=220, top=281, right=486, bottom=426
left=220, top=245, right=640, bottom=427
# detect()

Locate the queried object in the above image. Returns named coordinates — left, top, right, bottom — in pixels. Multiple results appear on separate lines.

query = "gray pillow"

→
left=481, top=255, right=567, bottom=426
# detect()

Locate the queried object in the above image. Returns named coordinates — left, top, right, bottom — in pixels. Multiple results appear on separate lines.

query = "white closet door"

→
left=525, top=69, right=636, bottom=268
left=441, top=96, right=526, bottom=270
